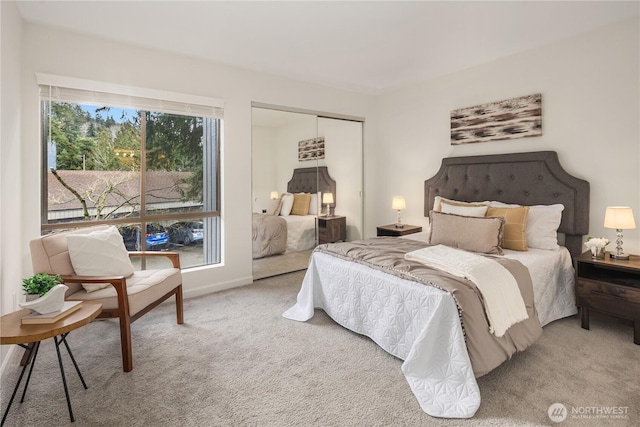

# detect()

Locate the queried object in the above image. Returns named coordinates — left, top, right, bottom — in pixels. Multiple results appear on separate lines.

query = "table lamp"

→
left=322, top=192, right=334, bottom=217
left=392, top=196, right=406, bottom=228
left=604, top=206, right=636, bottom=260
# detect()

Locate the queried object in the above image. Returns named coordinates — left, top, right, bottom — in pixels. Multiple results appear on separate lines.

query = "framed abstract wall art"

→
left=451, top=93, right=542, bottom=145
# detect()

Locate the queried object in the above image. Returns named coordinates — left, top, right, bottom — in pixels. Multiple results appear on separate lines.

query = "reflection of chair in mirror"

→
left=29, top=225, right=184, bottom=372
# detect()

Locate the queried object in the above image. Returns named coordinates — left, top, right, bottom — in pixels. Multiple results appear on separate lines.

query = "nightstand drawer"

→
left=577, top=278, right=640, bottom=319
left=577, top=278, right=640, bottom=303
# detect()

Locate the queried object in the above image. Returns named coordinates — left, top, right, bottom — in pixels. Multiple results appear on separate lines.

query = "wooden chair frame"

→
left=58, top=251, right=184, bottom=372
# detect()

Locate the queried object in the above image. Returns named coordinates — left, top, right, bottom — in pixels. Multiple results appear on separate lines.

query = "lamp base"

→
left=395, top=223, right=404, bottom=228
left=610, top=252, right=630, bottom=260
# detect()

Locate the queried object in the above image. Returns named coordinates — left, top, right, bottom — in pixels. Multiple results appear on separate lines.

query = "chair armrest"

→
left=60, top=274, right=127, bottom=284
left=61, top=274, right=131, bottom=315
left=127, top=251, right=181, bottom=269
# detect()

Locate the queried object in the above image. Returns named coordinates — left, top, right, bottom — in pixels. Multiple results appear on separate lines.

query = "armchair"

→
left=29, top=225, right=184, bottom=372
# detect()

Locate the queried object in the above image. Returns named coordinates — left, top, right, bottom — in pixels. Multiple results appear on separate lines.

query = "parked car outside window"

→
left=167, top=221, right=204, bottom=246
left=119, top=223, right=170, bottom=251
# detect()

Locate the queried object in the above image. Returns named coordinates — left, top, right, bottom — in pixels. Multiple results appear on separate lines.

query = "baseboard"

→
left=183, top=275, right=253, bottom=299
left=0, top=345, right=18, bottom=379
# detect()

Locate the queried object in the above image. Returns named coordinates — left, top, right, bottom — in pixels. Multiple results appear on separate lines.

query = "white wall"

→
left=368, top=18, right=640, bottom=254
left=0, top=0, right=23, bottom=372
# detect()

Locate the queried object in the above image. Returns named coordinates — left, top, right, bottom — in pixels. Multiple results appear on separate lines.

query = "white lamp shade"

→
left=391, top=196, right=406, bottom=210
left=270, top=191, right=279, bottom=200
left=604, top=206, right=636, bottom=229
left=322, top=193, right=334, bottom=204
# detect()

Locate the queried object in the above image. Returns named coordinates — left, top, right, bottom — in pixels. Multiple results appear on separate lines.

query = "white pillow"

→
left=67, top=226, right=135, bottom=292
left=440, top=201, right=488, bottom=217
left=308, top=193, right=320, bottom=216
left=488, top=201, right=564, bottom=250
left=526, top=204, right=564, bottom=250
left=279, top=193, right=294, bottom=216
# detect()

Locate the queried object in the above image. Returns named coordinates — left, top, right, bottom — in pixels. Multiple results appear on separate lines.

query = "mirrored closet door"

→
left=251, top=105, right=363, bottom=279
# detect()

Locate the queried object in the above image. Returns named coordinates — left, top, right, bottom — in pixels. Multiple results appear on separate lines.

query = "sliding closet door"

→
left=317, top=117, right=363, bottom=241
left=251, top=106, right=363, bottom=279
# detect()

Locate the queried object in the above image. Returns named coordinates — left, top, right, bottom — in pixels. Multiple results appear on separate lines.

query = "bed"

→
left=252, top=167, right=337, bottom=259
left=283, top=151, right=589, bottom=418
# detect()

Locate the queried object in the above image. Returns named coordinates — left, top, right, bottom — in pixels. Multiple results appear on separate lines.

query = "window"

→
left=38, top=75, right=223, bottom=268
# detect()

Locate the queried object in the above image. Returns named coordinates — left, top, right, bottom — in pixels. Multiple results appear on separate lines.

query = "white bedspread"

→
left=404, top=245, right=528, bottom=337
left=283, top=246, right=576, bottom=418
left=501, top=247, right=577, bottom=326
left=283, top=251, right=480, bottom=418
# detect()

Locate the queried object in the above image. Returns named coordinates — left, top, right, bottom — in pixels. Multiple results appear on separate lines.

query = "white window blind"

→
left=37, top=73, right=224, bottom=118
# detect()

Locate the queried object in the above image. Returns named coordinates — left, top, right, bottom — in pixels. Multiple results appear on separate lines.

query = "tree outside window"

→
left=42, top=101, right=220, bottom=269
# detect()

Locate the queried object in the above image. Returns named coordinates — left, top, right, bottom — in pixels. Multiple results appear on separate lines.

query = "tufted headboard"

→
left=424, top=151, right=590, bottom=257
left=287, top=166, right=337, bottom=207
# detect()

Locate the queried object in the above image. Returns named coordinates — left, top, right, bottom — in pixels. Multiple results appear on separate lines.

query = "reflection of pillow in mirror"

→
left=291, top=193, right=311, bottom=215
left=266, top=198, right=282, bottom=216
left=440, top=200, right=488, bottom=217
left=429, top=211, right=504, bottom=254
left=308, top=193, right=319, bottom=215
left=279, top=193, right=294, bottom=216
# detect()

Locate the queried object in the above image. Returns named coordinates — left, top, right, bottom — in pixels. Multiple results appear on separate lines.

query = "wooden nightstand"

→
left=318, top=215, right=346, bottom=244
left=376, top=224, right=422, bottom=237
left=575, top=251, right=640, bottom=345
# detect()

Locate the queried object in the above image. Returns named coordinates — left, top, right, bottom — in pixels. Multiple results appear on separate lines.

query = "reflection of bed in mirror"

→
left=252, top=166, right=337, bottom=259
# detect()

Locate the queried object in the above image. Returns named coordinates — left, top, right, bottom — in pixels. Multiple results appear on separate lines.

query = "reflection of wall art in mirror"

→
left=451, top=93, right=542, bottom=145
left=298, top=137, right=325, bottom=161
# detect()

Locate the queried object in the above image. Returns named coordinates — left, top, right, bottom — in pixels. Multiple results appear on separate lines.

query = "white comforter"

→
left=283, top=247, right=576, bottom=418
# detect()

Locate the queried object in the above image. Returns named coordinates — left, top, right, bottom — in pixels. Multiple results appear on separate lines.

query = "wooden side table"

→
left=376, top=224, right=422, bottom=237
left=318, top=215, right=346, bottom=244
left=0, top=301, right=102, bottom=425
left=575, top=251, right=640, bottom=345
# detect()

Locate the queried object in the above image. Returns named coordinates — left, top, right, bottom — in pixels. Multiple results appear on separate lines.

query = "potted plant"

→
left=22, top=273, right=63, bottom=300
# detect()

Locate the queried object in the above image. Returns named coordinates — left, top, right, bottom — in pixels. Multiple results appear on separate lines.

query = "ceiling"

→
left=17, top=1, right=639, bottom=94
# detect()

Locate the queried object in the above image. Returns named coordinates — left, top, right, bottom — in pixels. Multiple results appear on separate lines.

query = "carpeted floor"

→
left=1, top=270, right=638, bottom=426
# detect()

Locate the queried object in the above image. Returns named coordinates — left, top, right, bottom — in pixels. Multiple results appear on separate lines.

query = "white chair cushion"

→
left=66, top=268, right=182, bottom=316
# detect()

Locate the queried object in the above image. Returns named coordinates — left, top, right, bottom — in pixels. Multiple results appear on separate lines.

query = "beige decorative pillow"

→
left=429, top=211, right=504, bottom=254
left=485, top=206, right=530, bottom=251
left=290, top=193, right=311, bottom=215
left=440, top=200, right=488, bottom=217
left=266, top=198, right=283, bottom=216
left=429, top=211, right=504, bottom=255
left=434, top=196, right=489, bottom=212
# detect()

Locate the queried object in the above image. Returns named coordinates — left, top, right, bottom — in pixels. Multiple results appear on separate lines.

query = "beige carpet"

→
left=1, top=270, right=638, bottom=426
